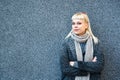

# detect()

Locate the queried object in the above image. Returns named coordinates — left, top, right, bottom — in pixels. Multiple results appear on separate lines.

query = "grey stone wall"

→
left=0, top=0, right=120, bottom=80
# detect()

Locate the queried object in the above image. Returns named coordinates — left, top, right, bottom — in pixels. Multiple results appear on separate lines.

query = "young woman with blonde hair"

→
left=60, top=12, right=104, bottom=80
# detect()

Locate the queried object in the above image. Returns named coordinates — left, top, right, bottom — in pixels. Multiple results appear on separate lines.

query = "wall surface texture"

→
left=0, top=0, right=120, bottom=80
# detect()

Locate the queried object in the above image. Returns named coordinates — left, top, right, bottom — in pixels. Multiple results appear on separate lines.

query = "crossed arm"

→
left=60, top=42, right=104, bottom=76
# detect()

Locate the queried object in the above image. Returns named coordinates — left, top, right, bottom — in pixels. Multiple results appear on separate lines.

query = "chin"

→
left=74, top=32, right=80, bottom=35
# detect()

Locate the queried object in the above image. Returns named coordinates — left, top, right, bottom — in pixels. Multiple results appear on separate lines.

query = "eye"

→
left=77, top=22, right=82, bottom=25
left=72, top=22, right=75, bottom=25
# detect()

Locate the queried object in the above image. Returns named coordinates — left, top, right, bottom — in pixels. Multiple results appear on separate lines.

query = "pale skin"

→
left=70, top=19, right=97, bottom=66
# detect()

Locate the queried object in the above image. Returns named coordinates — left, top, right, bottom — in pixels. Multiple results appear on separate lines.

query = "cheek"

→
left=72, top=25, right=74, bottom=28
left=77, top=25, right=83, bottom=29
left=81, top=28, right=87, bottom=33
left=78, top=27, right=85, bottom=32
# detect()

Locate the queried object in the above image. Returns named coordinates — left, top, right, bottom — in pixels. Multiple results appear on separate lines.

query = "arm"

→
left=79, top=52, right=104, bottom=73
left=60, top=41, right=82, bottom=76
left=71, top=43, right=104, bottom=73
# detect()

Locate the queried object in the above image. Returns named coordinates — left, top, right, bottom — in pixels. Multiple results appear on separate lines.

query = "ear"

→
left=85, top=23, right=88, bottom=29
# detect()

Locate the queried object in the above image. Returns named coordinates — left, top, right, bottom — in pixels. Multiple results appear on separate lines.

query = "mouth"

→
left=73, top=29, right=80, bottom=31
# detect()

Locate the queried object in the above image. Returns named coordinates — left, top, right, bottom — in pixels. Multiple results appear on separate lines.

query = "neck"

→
left=71, top=31, right=90, bottom=42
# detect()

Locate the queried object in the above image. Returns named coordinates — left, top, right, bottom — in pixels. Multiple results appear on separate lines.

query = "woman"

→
left=60, top=12, right=104, bottom=80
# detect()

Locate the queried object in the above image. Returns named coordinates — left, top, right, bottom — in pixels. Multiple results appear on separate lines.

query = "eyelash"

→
left=72, top=22, right=82, bottom=25
left=72, top=23, right=75, bottom=25
left=77, top=22, right=82, bottom=25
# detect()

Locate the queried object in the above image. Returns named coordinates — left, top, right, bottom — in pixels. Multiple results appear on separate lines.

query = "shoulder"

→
left=94, top=41, right=103, bottom=50
left=94, top=41, right=104, bottom=56
left=62, top=37, right=74, bottom=46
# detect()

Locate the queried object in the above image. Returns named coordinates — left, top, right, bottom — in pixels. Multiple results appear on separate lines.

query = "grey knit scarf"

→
left=71, top=32, right=93, bottom=80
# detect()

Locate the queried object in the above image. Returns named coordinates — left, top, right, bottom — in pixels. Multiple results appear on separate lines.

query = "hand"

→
left=92, top=56, right=97, bottom=62
left=69, top=61, right=74, bottom=66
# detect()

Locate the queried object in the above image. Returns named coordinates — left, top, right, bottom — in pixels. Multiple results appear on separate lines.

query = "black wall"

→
left=0, top=0, right=120, bottom=80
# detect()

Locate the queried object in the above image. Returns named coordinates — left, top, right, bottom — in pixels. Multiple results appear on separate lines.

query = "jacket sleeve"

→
left=78, top=43, right=104, bottom=73
left=60, top=41, right=82, bottom=76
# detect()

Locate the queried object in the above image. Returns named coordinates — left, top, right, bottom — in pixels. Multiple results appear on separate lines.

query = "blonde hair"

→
left=65, top=12, right=99, bottom=44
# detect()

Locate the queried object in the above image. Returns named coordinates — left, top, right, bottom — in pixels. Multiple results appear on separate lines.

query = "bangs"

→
left=72, top=14, right=85, bottom=20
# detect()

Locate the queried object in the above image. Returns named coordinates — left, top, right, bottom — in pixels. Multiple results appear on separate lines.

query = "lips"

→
left=73, top=29, right=80, bottom=31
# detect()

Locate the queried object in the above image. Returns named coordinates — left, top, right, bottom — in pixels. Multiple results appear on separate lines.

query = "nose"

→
left=74, top=25, right=78, bottom=28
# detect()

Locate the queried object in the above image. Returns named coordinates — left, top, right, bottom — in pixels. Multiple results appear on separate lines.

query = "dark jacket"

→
left=60, top=37, right=104, bottom=80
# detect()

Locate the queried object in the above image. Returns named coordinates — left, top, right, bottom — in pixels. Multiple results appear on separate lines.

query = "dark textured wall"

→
left=0, top=0, right=120, bottom=80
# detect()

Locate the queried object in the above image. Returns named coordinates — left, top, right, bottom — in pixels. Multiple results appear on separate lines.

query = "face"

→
left=72, top=19, right=88, bottom=36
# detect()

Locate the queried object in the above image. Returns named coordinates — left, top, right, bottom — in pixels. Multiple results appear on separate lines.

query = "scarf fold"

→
left=71, top=32, right=93, bottom=80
